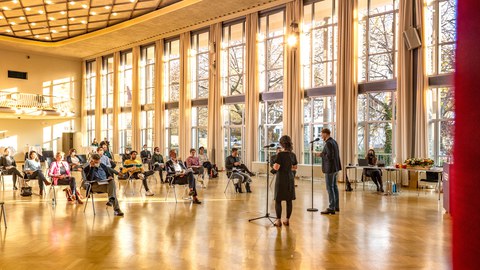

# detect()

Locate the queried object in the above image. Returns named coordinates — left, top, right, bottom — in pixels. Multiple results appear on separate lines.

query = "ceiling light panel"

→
left=0, top=0, right=182, bottom=41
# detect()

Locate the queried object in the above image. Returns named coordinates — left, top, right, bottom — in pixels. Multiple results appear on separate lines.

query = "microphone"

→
left=309, top=138, right=320, bottom=144
left=263, top=143, right=276, bottom=148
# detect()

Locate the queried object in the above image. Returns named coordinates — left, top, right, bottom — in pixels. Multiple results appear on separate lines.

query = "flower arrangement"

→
left=404, top=158, right=435, bottom=167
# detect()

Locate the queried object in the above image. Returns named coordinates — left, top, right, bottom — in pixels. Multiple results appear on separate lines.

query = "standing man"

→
left=319, top=128, right=341, bottom=215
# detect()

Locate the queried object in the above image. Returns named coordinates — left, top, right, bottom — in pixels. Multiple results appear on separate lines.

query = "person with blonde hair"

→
left=48, top=151, right=83, bottom=204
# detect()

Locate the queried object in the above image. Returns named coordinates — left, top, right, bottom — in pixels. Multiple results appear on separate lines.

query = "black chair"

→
left=0, top=202, right=6, bottom=228
left=165, top=174, right=190, bottom=203
left=82, top=171, right=110, bottom=216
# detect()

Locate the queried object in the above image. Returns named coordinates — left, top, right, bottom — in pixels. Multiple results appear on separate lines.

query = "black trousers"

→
left=27, top=170, right=47, bottom=192
left=131, top=171, right=155, bottom=191
left=152, top=165, right=164, bottom=181
left=202, top=162, right=213, bottom=174
left=56, top=177, right=77, bottom=196
left=172, top=172, right=197, bottom=196
left=3, top=167, right=23, bottom=187
left=275, top=200, right=293, bottom=219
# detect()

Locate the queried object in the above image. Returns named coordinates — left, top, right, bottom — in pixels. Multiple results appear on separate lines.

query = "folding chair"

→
left=0, top=202, right=6, bottom=228
left=83, top=181, right=110, bottom=215
left=165, top=174, right=190, bottom=203
left=224, top=168, right=241, bottom=193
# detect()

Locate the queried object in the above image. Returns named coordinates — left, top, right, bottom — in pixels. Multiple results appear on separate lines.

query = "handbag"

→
left=63, top=187, right=75, bottom=201
left=20, top=186, right=32, bottom=197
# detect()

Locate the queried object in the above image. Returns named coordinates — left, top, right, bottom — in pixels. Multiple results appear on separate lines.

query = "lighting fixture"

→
left=25, top=7, right=31, bottom=11
left=62, top=25, right=66, bottom=29
left=51, top=29, right=57, bottom=33
left=90, top=11, right=97, bottom=15
left=31, top=22, right=36, bottom=26
left=49, top=17, right=55, bottom=21
left=60, top=11, right=66, bottom=15
left=35, top=35, right=40, bottom=38
left=25, top=30, right=30, bottom=33
left=6, top=29, right=11, bottom=33
left=81, top=20, right=86, bottom=24
left=2, top=7, right=9, bottom=11
left=69, top=17, right=75, bottom=21
left=46, top=0, right=53, bottom=4
left=69, top=1, right=75, bottom=5
left=105, top=5, right=111, bottom=9
left=12, top=0, right=18, bottom=3
left=82, top=4, right=88, bottom=9
left=45, top=37, right=50, bottom=40
left=10, top=22, right=16, bottom=25
left=38, top=10, right=44, bottom=14
left=20, top=16, right=25, bottom=20
left=112, top=12, right=117, bottom=16
left=130, top=0, right=135, bottom=2
left=0, top=16, right=3, bottom=20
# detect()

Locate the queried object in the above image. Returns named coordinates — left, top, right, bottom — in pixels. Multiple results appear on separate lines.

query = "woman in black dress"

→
left=272, top=135, right=298, bottom=227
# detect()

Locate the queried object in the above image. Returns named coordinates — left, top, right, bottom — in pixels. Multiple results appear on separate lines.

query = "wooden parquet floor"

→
left=0, top=173, right=451, bottom=270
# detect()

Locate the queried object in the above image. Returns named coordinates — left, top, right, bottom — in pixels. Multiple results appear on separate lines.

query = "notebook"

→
left=358, top=158, right=369, bottom=166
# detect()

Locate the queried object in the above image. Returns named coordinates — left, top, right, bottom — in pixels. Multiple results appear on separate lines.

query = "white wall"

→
left=0, top=49, right=83, bottom=160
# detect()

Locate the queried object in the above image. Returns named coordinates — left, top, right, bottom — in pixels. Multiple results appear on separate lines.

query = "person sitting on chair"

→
left=165, top=149, right=202, bottom=204
left=364, top=149, right=384, bottom=193
left=0, top=148, right=24, bottom=190
left=140, top=144, right=152, bottom=164
left=121, top=148, right=131, bottom=163
left=198, top=147, right=215, bottom=177
left=97, top=147, right=119, bottom=175
left=151, top=147, right=165, bottom=183
left=48, top=151, right=83, bottom=204
left=83, top=154, right=124, bottom=216
left=225, top=148, right=253, bottom=193
left=186, top=148, right=205, bottom=184
left=100, top=141, right=115, bottom=169
left=122, top=150, right=155, bottom=196
left=66, top=148, right=83, bottom=171
left=24, top=150, right=51, bottom=195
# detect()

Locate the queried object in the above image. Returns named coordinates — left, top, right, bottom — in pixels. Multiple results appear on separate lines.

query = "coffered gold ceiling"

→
left=0, top=0, right=181, bottom=41
left=0, top=0, right=288, bottom=59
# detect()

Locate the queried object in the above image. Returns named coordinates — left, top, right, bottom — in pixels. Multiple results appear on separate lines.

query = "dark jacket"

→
left=165, top=159, right=187, bottom=175
left=83, top=163, right=113, bottom=182
left=0, top=156, right=16, bottom=169
left=321, top=137, right=342, bottom=174
left=152, top=153, right=164, bottom=164
left=140, top=150, right=152, bottom=163
left=225, top=155, right=240, bottom=171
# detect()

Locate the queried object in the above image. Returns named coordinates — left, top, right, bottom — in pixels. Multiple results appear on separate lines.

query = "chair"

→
left=83, top=180, right=110, bottom=215
left=46, top=158, right=75, bottom=205
left=0, top=171, right=4, bottom=190
left=121, top=173, right=145, bottom=195
left=22, top=165, right=45, bottom=194
left=185, top=162, right=206, bottom=189
left=165, top=174, right=190, bottom=203
left=417, top=171, right=440, bottom=195
left=0, top=202, right=6, bottom=228
left=361, top=169, right=379, bottom=191
left=224, top=168, right=241, bottom=193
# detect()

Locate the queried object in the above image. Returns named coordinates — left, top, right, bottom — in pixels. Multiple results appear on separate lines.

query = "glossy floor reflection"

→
left=0, top=173, right=451, bottom=269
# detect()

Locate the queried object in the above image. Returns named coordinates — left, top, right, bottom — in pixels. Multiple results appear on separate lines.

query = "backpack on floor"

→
left=210, top=165, right=218, bottom=178
left=20, top=186, right=32, bottom=197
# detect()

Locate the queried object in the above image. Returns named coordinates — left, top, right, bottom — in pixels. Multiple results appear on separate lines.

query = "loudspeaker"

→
left=403, top=27, right=422, bottom=50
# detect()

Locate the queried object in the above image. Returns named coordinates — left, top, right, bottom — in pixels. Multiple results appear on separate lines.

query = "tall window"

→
left=164, top=39, right=180, bottom=103
left=258, top=10, right=285, bottom=162
left=358, top=91, right=395, bottom=164
left=119, top=51, right=133, bottom=153
left=164, top=39, right=181, bottom=154
left=358, top=0, right=399, bottom=82
left=223, top=104, right=245, bottom=159
left=192, top=106, right=208, bottom=149
left=302, top=0, right=338, bottom=88
left=258, top=10, right=285, bottom=93
left=140, top=45, right=155, bottom=149
left=101, top=56, right=114, bottom=144
left=85, top=60, right=96, bottom=145
left=221, top=21, right=246, bottom=96
left=165, top=108, right=179, bottom=154
left=425, top=0, right=456, bottom=75
left=191, top=31, right=210, bottom=99
left=303, top=96, right=336, bottom=164
left=427, top=87, right=454, bottom=165
left=259, top=100, right=283, bottom=161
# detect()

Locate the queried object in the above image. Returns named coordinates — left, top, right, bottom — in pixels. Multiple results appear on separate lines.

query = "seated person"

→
left=225, top=148, right=253, bottom=193
left=364, top=149, right=384, bottom=193
left=122, top=150, right=155, bottom=196
left=48, top=151, right=83, bottom=204
left=97, top=147, right=119, bottom=175
left=100, top=141, right=116, bottom=169
left=186, top=148, right=205, bottom=183
left=151, top=147, right=165, bottom=183
left=66, top=148, right=83, bottom=171
left=198, top=147, right=216, bottom=178
left=165, top=150, right=201, bottom=204
left=121, top=148, right=131, bottom=163
left=140, top=144, right=152, bottom=164
left=24, top=150, right=51, bottom=196
left=83, top=154, right=124, bottom=216
left=0, top=148, right=24, bottom=190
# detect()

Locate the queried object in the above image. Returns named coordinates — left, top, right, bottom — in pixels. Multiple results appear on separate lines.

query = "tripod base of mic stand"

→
left=249, top=213, right=277, bottom=225
left=307, top=208, right=318, bottom=212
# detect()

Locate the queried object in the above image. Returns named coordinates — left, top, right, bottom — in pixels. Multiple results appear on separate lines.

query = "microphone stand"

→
left=249, top=146, right=276, bottom=225
left=307, top=141, right=318, bottom=212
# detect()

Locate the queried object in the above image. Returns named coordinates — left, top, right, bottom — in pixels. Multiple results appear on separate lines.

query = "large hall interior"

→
left=0, top=0, right=478, bottom=269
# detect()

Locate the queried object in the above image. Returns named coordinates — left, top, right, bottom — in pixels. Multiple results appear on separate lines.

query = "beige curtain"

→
left=396, top=0, right=415, bottom=164
left=207, top=23, right=224, bottom=168
left=154, top=40, right=166, bottom=153
left=113, top=52, right=120, bottom=153
left=284, top=0, right=303, bottom=157
left=95, top=56, right=102, bottom=142
left=131, top=46, right=141, bottom=151
left=245, top=12, right=259, bottom=168
left=81, top=61, right=87, bottom=146
left=414, top=0, right=428, bottom=158
left=179, top=32, right=192, bottom=160
left=336, top=0, right=358, bottom=168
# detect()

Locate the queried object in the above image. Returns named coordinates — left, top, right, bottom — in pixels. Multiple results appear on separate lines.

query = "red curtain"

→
left=453, top=0, right=480, bottom=268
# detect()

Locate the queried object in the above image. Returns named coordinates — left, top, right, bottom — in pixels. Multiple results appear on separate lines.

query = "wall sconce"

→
left=288, top=21, right=299, bottom=48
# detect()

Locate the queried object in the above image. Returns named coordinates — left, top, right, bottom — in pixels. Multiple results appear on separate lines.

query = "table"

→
left=344, top=165, right=401, bottom=195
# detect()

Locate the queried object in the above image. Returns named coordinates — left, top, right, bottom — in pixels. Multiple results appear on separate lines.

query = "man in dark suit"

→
left=140, top=144, right=152, bottom=164
left=319, top=128, right=342, bottom=215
